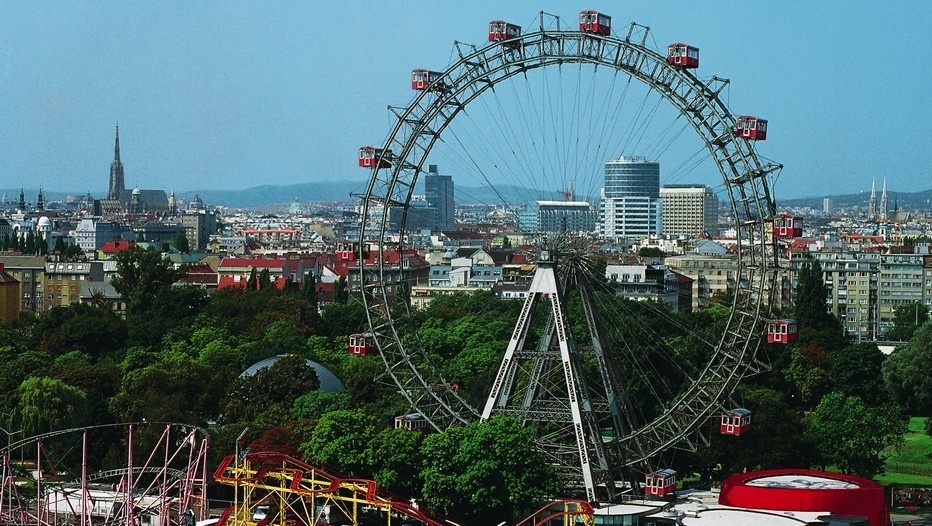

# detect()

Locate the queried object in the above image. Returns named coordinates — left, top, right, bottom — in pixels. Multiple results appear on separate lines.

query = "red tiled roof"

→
left=217, top=275, right=286, bottom=291
left=99, top=240, right=136, bottom=254
left=219, top=257, right=286, bottom=270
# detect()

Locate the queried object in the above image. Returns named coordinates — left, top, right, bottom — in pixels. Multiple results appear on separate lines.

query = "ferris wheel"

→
left=355, top=11, right=784, bottom=501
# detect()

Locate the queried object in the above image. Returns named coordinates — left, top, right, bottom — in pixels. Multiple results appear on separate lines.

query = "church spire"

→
left=108, top=123, right=125, bottom=201
left=868, top=179, right=877, bottom=221
left=114, top=123, right=121, bottom=163
left=880, top=179, right=888, bottom=222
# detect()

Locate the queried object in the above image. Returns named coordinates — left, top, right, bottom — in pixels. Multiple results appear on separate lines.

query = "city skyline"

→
left=2, top=2, right=930, bottom=200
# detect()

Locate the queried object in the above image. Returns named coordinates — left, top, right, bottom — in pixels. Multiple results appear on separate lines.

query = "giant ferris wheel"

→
left=355, top=11, right=783, bottom=502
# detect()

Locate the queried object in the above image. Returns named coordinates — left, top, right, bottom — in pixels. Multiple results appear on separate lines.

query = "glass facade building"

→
left=599, top=156, right=662, bottom=239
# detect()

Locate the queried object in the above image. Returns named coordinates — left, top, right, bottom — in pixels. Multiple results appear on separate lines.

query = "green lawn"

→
left=877, top=416, right=932, bottom=486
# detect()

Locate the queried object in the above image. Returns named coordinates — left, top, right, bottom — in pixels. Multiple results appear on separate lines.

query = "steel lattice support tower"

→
left=481, top=249, right=629, bottom=502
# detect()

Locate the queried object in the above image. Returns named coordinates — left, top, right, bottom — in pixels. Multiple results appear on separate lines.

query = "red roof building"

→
left=217, top=256, right=300, bottom=291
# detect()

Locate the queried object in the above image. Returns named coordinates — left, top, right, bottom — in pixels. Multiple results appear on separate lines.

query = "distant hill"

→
left=179, top=182, right=574, bottom=208
left=781, top=188, right=932, bottom=211
left=9, top=184, right=930, bottom=211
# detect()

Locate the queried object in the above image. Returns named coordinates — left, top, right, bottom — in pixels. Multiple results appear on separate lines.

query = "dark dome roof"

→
left=241, top=355, right=344, bottom=393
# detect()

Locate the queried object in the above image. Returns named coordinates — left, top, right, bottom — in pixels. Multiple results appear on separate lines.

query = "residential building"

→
left=605, top=262, right=681, bottom=310
left=599, top=156, right=662, bottom=240
left=0, top=264, right=21, bottom=322
left=217, top=256, right=302, bottom=291
left=74, top=219, right=134, bottom=253
left=182, top=207, right=218, bottom=251
left=660, top=185, right=718, bottom=238
left=878, top=250, right=925, bottom=335
left=42, top=260, right=105, bottom=311
left=79, top=281, right=126, bottom=317
left=665, top=253, right=738, bottom=311
left=0, top=255, right=46, bottom=313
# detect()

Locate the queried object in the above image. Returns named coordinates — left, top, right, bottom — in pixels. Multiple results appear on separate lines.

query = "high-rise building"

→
left=424, top=165, right=455, bottom=231
left=108, top=125, right=125, bottom=201
left=822, top=197, right=833, bottom=215
left=659, top=185, right=718, bottom=238
left=599, top=156, right=662, bottom=239
left=182, top=197, right=218, bottom=250
left=518, top=200, right=596, bottom=234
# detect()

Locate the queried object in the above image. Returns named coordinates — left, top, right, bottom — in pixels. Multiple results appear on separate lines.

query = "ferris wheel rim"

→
left=359, top=21, right=779, bottom=466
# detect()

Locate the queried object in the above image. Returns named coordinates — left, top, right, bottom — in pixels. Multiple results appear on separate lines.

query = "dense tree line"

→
left=0, top=249, right=928, bottom=523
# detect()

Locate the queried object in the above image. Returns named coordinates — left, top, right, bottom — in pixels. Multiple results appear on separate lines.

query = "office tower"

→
left=599, top=156, right=662, bottom=239
left=424, top=165, right=455, bottom=231
left=660, top=185, right=719, bottom=238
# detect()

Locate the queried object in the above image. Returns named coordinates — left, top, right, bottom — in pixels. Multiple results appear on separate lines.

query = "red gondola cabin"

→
left=489, top=21, right=521, bottom=44
left=412, top=69, right=447, bottom=91
left=336, top=241, right=369, bottom=262
left=348, top=333, right=377, bottom=356
left=721, top=408, right=752, bottom=436
left=773, top=214, right=803, bottom=238
left=767, top=319, right=798, bottom=344
left=645, top=469, right=677, bottom=497
left=358, top=146, right=392, bottom=169
left=734, top=115, right=768, bottom=140
left=394, top=412, right=429, bottom=432
left=579, top=10, right=611, bottom=35
left=667, top=43, right=699, bottom=69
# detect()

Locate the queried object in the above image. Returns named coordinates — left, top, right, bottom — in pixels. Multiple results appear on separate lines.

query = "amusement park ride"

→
left=0, top=10, right=805, bottom=526
left=352, top=7, right=802, bottom=507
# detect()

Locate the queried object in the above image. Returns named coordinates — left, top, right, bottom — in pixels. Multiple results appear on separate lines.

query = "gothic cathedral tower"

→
left=108, top=124, right=125, bottom=201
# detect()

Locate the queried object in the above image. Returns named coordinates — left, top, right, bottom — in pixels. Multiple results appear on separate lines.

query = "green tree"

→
left=809, top=391, right=907, bottom=478
left=683, top=386, right=818, bottom=481
left=319, top=301, right=367, bottom=339
left=882, top=320, right=932, bottom=414
left=53, top=236, right=66, bottom=254
left=109, top=353, right=214, bottom=424
left=48, top=351, right=121, bottom=426
left=786, top=345, right=832, bottom=409
left=172, top=233, right=190, bottom=253
left=300, top=409, right=376, bottom=475
left=302, top=272, right=318, bottom=307
left=249, top=425, right=300, bottom=458
left=794, top=259, right=838, bottom=331
left=828, top=342, right=885, bottom=405
left=16, top=376, right=89, bottom=435
left=111, top=247, right=185, bottom=312
left=32, top=303, right=127, bottom=359
left=126, top=285, right=207, bottom=348
left=421, top=416, right=561, bottom=524
left=24, top=230, right=36, bottom=254
left=367, top=427, right=424, bottom=498
left=885, top=302, right=930, bottom=341
left=246, top=268, right=258, bottom=292
left=333, top=275, right=348, bottom=304
left=258, top=268, right=272, bottom=291
left=221, top=354, right=320, bottom=426
left=292, top=391, right=350, bottom=420
left=637, top=246, right=665, bottom=258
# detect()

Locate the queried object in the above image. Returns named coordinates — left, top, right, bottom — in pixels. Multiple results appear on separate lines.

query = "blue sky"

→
left=2, top=2, right=930, bottom=201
